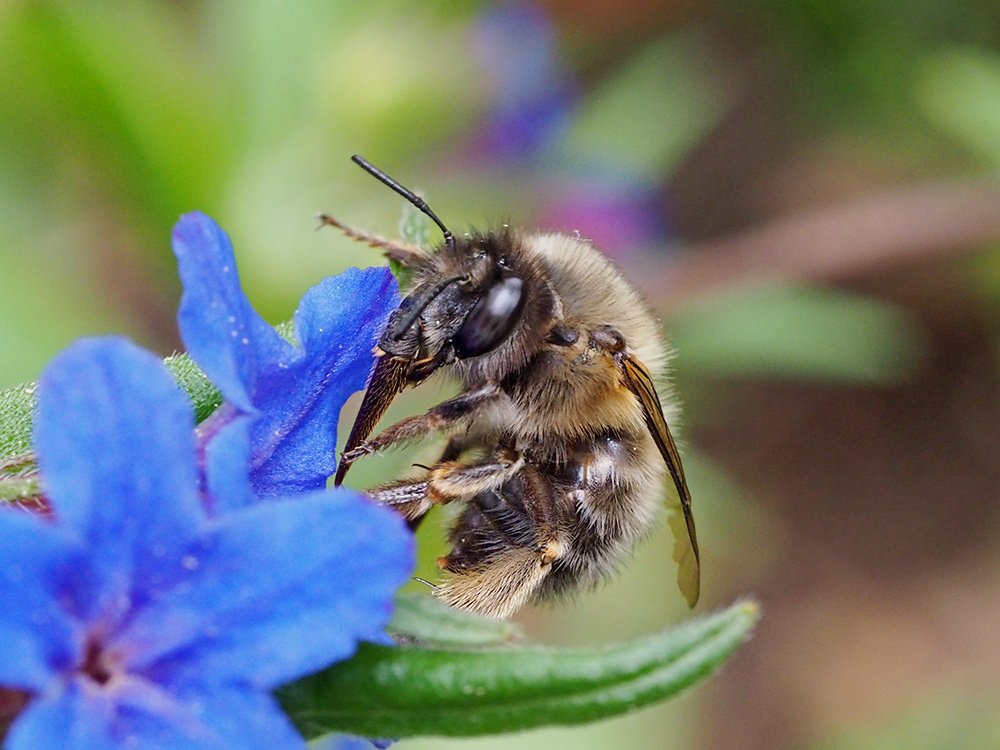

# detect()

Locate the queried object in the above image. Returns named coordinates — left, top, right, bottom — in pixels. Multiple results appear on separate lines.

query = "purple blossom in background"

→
left=172, top=212, right=398, bottom=509
left=0, top=338, right=413, bottom=749
left=467, top=4, right=670, bottom=258
left=469, top=2, right=575, bottom=159
left=538, top=179, right=670, bottom=259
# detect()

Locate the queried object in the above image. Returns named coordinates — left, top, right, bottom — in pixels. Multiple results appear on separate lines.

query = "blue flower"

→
left=0, top=338, right=413, bottom=749
left=171, top=212, right=398, bottom=510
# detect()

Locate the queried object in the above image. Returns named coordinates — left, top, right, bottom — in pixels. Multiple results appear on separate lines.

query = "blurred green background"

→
left=2, top=1, right=999, bottom=748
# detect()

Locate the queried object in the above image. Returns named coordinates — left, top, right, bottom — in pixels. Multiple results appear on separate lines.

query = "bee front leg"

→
left=339, top=382, right=502, bottom=469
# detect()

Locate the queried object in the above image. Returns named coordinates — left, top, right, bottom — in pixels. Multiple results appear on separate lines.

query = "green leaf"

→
left=163, top=353, right=223, bottom=423
left=0, top=382, right=36, bottom=461
left=672, top=284, right=925, bottom=384
left=392, top=202, right=436, bottom=285
left=281, top=600, right=759, bottom=739
left=389, top=594, right=522, bottom=648
left=0, top=318, right=303, bottom=469
left=0, top=352, right=223, bottom=466
left=916, top=48, right=1000, bottom=169
left=399, top=202, right=434, bottom=250
left=560, top=33, right=726, bottom=179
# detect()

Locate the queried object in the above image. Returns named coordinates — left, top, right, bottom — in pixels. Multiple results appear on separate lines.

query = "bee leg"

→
left=436, top=466, right=569, bottom=619
left=426, top=449, right=524, bottom=499
left=367, top=478, right=432, bottom=524
left=340, top=382, right=502, bottom=467
left=317, top=213, right=428, bottom=267
left=435, top=540, right=565, bottom=619
left=367, top=448, right=523, bottom=526
left=398, top=433, right=473, bottom=533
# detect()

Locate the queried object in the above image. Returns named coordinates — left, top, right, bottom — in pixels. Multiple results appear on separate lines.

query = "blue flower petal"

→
left=4, top=681, right=115, bottom=750
left=173, top=212, right=292, bottom=413
left=115, top=490, right=413, bottom=687
left=249, top=267, right=397, bottom=496
left=33, top=337, right=204, bottom=619
left=198, top=406, right=256, bottom=513
left=161, top=683, right=306, bottom=750
left=5, top=677, right=306, bottom=750
left=0, top=512, right=81, bottom=690
left=6, top=331, right=413, bottom=749
left=173, top=211, right=398, bottom=502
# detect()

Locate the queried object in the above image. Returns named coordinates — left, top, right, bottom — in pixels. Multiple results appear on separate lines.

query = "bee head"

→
left=380, top=230, right=529, bottom=363
left=336, top=159, right=557, bottom=484
left=349, top=156, right=550, bottom=377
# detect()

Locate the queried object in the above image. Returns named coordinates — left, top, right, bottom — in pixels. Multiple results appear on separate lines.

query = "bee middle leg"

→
left=367, top=448, right=523, bottom=524
left=391, top=432, right=480, bottom=533
left=370, top=456, right=571, bottom=618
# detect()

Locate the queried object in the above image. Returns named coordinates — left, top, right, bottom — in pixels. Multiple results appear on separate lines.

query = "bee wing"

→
left=621, top=354, right=701, bottom=607
left=334, top=353, right=410, bottom=486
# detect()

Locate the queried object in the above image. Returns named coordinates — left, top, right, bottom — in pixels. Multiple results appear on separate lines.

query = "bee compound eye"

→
left=453, top=276, right=526, bottom=358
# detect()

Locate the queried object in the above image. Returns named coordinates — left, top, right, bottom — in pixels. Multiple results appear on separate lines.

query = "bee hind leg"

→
left=435, top=464, right=569, bottom=619
left=435, top=539, right=566, bottom=620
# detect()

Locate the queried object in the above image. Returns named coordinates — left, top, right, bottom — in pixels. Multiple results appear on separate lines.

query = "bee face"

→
left=379, top=231, right=559, bottom=387
left=328, top=156, right=700, bottom=618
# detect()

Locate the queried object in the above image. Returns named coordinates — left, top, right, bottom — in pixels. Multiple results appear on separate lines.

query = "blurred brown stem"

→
left=638, top=181, right=1000, bottom=316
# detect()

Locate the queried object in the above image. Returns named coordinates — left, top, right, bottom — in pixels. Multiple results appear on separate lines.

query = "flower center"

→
left=81, top=637, right=116, bottom=686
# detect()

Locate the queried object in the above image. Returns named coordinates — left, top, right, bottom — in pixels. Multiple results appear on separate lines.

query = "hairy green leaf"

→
left=399, top=202, right=434, bottom=250
left=0, top=354, right=222, bottom=467
left=389, top=594, right=522, bottom=648
left=163, top=352, right=223, bottom=423
left=282, top=600, right=759, bottom=739
left=0, top=382, right=35, bottom=461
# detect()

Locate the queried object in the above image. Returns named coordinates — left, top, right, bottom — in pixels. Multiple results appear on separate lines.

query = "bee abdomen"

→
left=536, top=430, right=663, bottom=598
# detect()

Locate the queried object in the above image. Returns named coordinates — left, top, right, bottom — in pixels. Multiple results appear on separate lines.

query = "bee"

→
left=324, top=155, right=700, bottom=619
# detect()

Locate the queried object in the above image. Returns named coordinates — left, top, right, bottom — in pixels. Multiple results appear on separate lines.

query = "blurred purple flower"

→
left=467, top=5, right=671, bottom=256
left=538, top=179, right=670, bottom=258
left=171, top=212, right=398, bottom=510
left=469, top=2, right=576, bottom=159
left=0, top=337, right=413, bottom=749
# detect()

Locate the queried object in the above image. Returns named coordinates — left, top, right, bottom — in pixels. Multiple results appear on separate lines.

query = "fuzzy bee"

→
left=324, top=156, right=700, bottom=619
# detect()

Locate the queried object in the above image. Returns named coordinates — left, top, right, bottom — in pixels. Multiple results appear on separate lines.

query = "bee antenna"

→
left=351, top=154, right=456, bottom=252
